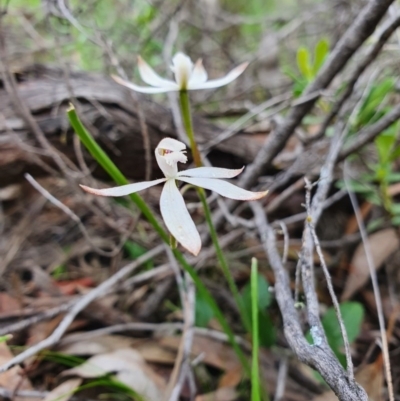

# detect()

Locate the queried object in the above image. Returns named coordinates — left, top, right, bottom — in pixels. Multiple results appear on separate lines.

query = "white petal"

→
left=112, top=75, right=178, bottom=93
left=188, top=59, right=208, bottom=86
left=80, top=178, right=166, bottom=197
left=177, top=177, right=268, bottom=200
left=137, top=56, right=178, bottom=89
left=160, top=180, right=201, bottom=256
left=177, top=166, right=244, bottom=179
left=155, top=138, right=187, bottom=178
left=171, top=53, right=194, bottom=90
left=188, top=62, right=249, bottom=90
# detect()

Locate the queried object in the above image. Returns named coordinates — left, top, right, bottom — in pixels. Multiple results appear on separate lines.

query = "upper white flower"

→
left=80, top=138, right=267, bottom=256
left=112, top=52, right=248, bottom=93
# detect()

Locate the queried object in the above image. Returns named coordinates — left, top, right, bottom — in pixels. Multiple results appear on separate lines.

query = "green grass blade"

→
left=251, top=257, right=260, bottom=401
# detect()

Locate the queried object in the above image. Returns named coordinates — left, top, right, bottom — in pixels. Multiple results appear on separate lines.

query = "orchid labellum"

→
left=112, top=52, right=248, bottom=93
left=81, top=138, right=267, bottom=256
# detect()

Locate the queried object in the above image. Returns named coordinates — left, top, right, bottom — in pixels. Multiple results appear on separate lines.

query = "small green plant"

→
left=195, top=291, right=215, bottom=327
left=351, top=78, right=395, bottom=130
left=123, top=241, right=154, bottom=270
left=340, top=120, right=400, bottom=226
left=241, top=271, right=276, bottom=347
left=283, top=38, right=330, bottom=97
left=338, top=76, right=400, bottom=226
left=307, top=302, right=364, bottom=370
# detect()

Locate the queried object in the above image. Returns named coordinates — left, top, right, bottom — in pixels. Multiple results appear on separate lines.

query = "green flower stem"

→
left=179, top=90, right=202, bottom=167
left=251, top=258, right=260, bottom=401
left=178, top=91, right=251, bottom=333
left=67, top=105, right=249, bottom=373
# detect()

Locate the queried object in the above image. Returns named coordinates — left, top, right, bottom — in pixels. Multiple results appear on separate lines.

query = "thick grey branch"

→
left=251, top=202, right=368, bottom=401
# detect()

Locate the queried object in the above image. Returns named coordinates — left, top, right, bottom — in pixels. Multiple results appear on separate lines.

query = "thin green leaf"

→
left=313, top=38, right=329, bottom=74
left=251, top=258, right=261, bottom=401
left=296, top=47, right=313, bottom=80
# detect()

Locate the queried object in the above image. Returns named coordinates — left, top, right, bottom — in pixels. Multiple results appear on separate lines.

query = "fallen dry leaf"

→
left=55, top=277, right=95, bottom=295
left=355, top=355, right=383, bottom=401
left=218, top=364, right=243, bottom=388
left=63, top=348, right=166, bottom=401
left=59, top=334, right=137, bottom=355
left=161, top=334, right=240, bottom=371
left=43, top=378, right=82, bottom=401
left=0, top=342, right=36, bottom=401
left=0, top=292, right=22, bottom=315
left=136, top=340, right=177, bottom=364
left=313, top=356, right=383, bottom=401
left=195, top=387, right=237, bottom=401
left=26, top=315, right=64, bottom=346
left=341, top=228, right=399, bottom=301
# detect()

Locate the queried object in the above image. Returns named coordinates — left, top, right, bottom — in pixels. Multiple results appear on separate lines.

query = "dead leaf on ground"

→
left=0, top=342, right=36, bottom=401
left=26, top=315, right=64, bottom=346
left=135, top=340, right=177, bottom=364
left=63, top=348, right=166, bottom=401
left=161, top=334, right=241, bottom=372
left=355, top=355, right=383, bottom=401
left=58, top=334, right=137, bottom=355
left=55, top=277, right=95, bottom=295
left=195, top=387, right=237, bottom=401
left=0, top=292, right=22, bottom=315
left=218, top=364, right=243, bottom=388
left=341, top=228, right=399, bottom=301
left=313, top=356, right=383, bottom=401
left=43, top=378, right=82, bottom=401
left=345, top=202, right=372, bottom=235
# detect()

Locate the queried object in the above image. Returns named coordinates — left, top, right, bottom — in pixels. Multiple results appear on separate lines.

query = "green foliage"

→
left=195, top=291, right=215, bottom=327
left=0, top=334, right=12, bottom=343
left=194, top=268, right=276, bottom=347
left=340, top=119, right=400, bottom=225
left=123, top=241, right=154, bottom=270
left=51, top=264, right=68, bottom=280
left=250, top=258, right=261, bottom=401
left=283, top=38, right=329, bottom=96
left=43, top=351, right=144, bottom=400
left=307, top=302, right=364, bottom=369
left=42, top=350, right=86, bottom=368
left=241, top=272, right=276, bottom=347
left=338, top=77, right=400, bottom=226
left=322, top=302, right=364, bottom=367
left=352, top=78, right=395, bottom=130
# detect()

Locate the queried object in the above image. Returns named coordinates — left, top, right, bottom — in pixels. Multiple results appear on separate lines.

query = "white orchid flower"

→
left=112, top=52, right=248, bottom=93
left=80, top=138, right=267, bottom=256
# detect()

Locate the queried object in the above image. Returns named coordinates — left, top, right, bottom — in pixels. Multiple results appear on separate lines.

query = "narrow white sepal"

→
left=177, top=166, right=244, bottom=179
left=177, top=177, right=268, bottom=200
left=188, top=59, right=208, bottom=86
left=137, top=56, right=178, bottom=89
left=188, top=62, right=249, bottom=90
left=112, top=75, right=178, bottom=93
left=160, top=180, right=201, bottom=256
left=80, top=178, right=166, bottom=197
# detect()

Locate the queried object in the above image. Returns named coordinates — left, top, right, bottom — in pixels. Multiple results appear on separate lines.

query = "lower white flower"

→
left=80, top=138, right=267, bottom=256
